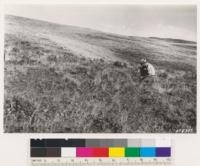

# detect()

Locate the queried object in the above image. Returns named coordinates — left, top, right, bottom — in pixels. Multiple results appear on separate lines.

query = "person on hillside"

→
left=138, top=58, right=156, bottom=81
left=137, top=58, right=164, bottom=93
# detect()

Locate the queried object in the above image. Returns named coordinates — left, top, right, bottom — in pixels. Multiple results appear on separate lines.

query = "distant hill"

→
left=4, top=15, right=197, bottom=133
left=149, top=37, right=196, bottom=44
left=5, top=15, right=196, bottom=70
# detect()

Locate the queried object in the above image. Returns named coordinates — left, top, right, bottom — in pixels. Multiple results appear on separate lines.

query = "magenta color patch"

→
left=76, top=148, right=93, bottom=157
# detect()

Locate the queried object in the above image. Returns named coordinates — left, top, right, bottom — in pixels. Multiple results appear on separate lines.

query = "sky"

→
left=5, top=4, right=197, bottom=41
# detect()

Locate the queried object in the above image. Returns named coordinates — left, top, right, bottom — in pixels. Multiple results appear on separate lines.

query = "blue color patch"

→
left=140, top=147, right=156, bottom=157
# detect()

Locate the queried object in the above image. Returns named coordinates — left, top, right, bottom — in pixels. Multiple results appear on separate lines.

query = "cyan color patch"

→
left=140, top=147, right=156, bottom=157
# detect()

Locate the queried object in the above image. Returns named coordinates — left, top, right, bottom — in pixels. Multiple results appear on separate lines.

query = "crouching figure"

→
left=138, top=58, right=156, bottom=81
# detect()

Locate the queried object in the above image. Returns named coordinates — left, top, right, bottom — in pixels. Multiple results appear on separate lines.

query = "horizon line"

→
left=5, top=14, right=197, bottom=43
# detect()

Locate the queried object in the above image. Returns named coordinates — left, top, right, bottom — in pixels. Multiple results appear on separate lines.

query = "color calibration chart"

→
left=30, top=139, right=172, bottom=166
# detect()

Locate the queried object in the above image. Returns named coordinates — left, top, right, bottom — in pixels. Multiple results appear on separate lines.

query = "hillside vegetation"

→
left=4, top=15, right=196, bottom=133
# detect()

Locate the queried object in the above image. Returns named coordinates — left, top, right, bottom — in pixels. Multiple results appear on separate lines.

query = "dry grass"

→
left=4, top=15, right=196, bottom=133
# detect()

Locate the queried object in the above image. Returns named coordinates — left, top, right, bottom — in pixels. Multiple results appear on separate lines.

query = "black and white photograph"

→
left=4, top=4, right=197, bottom=133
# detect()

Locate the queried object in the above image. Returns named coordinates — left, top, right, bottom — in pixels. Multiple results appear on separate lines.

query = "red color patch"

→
left=92, top=148, right=108, bottom=157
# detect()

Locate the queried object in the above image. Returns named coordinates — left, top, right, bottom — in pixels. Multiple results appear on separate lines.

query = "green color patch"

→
left=125, top=148, right=140, bottom=157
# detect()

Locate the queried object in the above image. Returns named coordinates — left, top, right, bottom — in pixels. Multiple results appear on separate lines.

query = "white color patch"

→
left=156, top=139, right=171, bottom=147
left=61, top=148, right=76, bottom=157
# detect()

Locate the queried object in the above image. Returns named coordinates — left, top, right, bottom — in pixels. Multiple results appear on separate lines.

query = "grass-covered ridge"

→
left=4, top=15, right=196, bottom=133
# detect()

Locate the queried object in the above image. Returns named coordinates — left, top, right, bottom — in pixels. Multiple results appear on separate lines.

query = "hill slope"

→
left=4, top=15, right=196, bottom=133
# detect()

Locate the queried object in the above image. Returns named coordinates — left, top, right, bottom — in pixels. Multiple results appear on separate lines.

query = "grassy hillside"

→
left=4, top=15, right=196, bottom=133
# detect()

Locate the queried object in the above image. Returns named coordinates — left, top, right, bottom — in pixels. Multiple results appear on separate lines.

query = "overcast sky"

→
left=5, top=5, right=197, bottom=41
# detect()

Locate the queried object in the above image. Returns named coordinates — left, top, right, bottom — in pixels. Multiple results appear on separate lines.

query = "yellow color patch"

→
left=109, top=147, right=125, bottom=157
